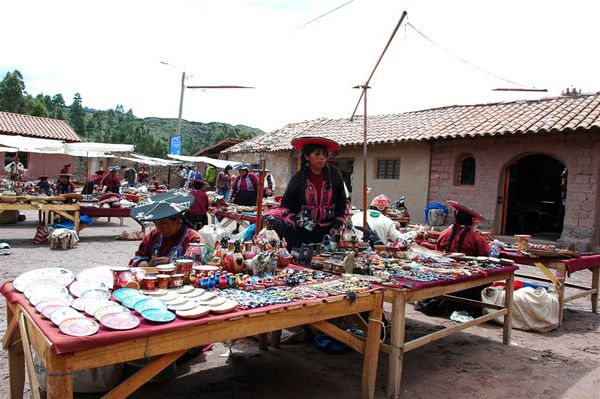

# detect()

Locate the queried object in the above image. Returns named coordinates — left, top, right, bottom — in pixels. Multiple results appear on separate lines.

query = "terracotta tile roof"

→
left=225, top=93, right=600, bottom=153
left=0, top=111, right=81, bottom=142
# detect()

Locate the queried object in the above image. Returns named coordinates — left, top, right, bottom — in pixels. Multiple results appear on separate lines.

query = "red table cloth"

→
left=1, top=281, right=377, bottom=355
left=499, top=251, right=600, bottom=275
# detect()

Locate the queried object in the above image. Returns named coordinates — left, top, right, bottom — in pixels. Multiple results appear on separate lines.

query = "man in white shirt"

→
left=351, top=194, right=420, bottom=245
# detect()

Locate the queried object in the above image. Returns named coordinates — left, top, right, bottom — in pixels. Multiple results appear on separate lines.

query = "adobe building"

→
left=225, top=93, right=600, bottom=250
left=0, top=111, right=80, bottom=179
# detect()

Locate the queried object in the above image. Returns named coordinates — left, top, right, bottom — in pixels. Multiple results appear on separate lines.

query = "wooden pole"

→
left=254, top=159, right=266, bottom=236
left=362, top=86, right=369, bottom=229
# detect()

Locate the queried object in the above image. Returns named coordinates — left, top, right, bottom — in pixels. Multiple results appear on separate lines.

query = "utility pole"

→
left=176, top=71, right=186, bottom=138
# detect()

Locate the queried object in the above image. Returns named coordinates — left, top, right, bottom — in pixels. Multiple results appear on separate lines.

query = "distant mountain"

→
left=142, top=117, right=264, bottom=156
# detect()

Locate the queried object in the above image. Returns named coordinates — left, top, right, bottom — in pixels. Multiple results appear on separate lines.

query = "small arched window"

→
left=456, top=154, right=476, bottom=186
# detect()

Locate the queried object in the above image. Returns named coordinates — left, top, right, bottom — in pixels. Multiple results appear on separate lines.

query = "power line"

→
left=289, top=0, right=355, bottom=33
left=406, top=21, right=534, bottom=89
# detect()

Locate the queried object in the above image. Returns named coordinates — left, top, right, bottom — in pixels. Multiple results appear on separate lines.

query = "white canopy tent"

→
left=0, top=135, right=65, bottom=154
left=0, top=146, right=18, bottom=152
left=119, top=156, right=176, bottom=167
left=130, top=153, right=180, bottom=166
left=167, top=154, right=242, bottom=169
left=64, top=142, right=134, bottom=154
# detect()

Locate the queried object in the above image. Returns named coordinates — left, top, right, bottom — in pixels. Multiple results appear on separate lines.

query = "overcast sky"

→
left=2, top=0, right=598, bottom=133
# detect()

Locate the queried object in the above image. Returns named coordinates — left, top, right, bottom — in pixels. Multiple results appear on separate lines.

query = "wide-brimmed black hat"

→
left=131, top=190, right=195, bottom=222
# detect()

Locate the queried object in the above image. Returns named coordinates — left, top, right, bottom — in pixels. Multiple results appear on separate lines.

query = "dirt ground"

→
left=0, top=211, right=598, bottom=398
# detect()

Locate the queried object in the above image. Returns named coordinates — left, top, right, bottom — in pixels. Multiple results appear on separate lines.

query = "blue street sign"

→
left=169, top=135, right=182, bottom=155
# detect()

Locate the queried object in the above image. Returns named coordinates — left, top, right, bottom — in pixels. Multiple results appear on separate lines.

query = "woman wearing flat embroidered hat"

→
left=278, top=136, right=349, bottom=249
left=130, top=190, right=203, bottom=267
left=436, top=200, right=489, bottom=256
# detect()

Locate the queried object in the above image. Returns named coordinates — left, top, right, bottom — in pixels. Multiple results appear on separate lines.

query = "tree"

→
left=24, top=97, right=49, bottom=117
left=69, top=93, right=86, bottom=135
left=51, top=94, right=66, bottom=119
left=0, top=70, right=26, bottom=112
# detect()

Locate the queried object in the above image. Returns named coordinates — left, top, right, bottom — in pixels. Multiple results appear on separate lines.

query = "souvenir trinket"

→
left=156, top=274, right=171, bottom=290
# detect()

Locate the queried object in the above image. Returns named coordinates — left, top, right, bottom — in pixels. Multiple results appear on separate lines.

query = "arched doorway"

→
left=501, top=154, right=566, bottom=239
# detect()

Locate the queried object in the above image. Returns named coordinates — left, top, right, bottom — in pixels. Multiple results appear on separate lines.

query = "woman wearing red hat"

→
left=436, top=200, right=490, bottom=256
left=279, top=136, right=349, bottom=248
left=54, top=174, right=75, bottom=195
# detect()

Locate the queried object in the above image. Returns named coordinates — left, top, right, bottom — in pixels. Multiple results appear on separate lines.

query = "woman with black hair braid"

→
left=279, top=137, right=349, bottom=249
left=436, top=200, right=489, bottom=256
left=416, top=200, right=491, bottom=316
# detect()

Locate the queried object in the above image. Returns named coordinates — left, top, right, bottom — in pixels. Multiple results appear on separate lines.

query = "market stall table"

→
left=78, top=206, right=145, bottom=233
left=377, top=264, right=517, bottom=398
left=0, top=202, right=79, bottom=231
left=1, top=282, right=383, bottom=399
left=500, top=251, right=599, bottom=325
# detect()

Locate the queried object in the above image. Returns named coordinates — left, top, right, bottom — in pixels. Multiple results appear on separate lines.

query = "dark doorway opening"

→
left=328, top=159, right=354, bottom=194
left=503, top=154, right=566, bottom=239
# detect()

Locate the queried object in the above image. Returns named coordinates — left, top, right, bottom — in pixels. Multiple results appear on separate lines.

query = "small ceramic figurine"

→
left=342, top=251, right=356, bottom=274
left=264, top=251, right=278, bottom=275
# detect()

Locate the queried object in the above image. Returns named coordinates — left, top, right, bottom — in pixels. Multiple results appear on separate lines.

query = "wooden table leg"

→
left=387, top=293, right=406, bottom=399
left=18, top=313, right=41, bottom=399
left=362, top=293, right=383, bottom=399
left=6, top=306, right=25, bottom=399
left=503, top=272, right=514, bottom=345
left=74, top=210, right=80, bottom=233
left=271, top=329, right=282, bottom=348
left=557, top=266, right=566, bottom=327
left=592, top=267, right=599, bottom=313
left=257, top=333, right=269, bottom=350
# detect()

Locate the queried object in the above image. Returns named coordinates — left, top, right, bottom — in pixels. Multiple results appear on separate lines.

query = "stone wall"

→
left=428, top=131, right=600, bottom=250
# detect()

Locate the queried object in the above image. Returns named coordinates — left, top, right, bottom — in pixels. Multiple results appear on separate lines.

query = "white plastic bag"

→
left=482, top=286, right=559, bottom=332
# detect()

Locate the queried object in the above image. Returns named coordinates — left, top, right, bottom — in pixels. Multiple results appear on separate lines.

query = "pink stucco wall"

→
left=428, top=131, right=600, bottom=250
left=1, top=152, right=76, bottom=180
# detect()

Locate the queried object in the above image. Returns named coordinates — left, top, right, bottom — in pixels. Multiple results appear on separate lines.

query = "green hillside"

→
left=0, top=69, right=265, bottom=157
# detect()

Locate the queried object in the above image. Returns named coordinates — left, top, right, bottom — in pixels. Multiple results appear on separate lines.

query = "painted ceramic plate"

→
left=113, top=288, right=140, bottom=302
left=84, top=300, right=114, bottom=316
left=173, top=285, right=195, bottom=295
left=29, top=294, right=73, bottom=306
left=134, top=298, right=168, bottom=314
left=36, top=300, right=71, bottom=314
left=141, top=308, right=176, bottom=323
left=141, top=288, right=167, bottom=297
left=24, top=282, right=69, bottom=299
left=165, top=296, right=187, bottom=306
left=79, top=288, right=111, bottom=301
left=42, top=304, right=70, bottom=319
left=51, top=307, right=84, bottom=326
left=71, top=297, right=95, bottom=312
left=122, top=294, right=148, bottom=309
left=209, top=300, right=239, bottom=315
left=94, top=304, right=130, bottom=320
left=69, top=280, right=110, bottom=297
left=59, top=317, right=99, bottom=337
left=168, top=300, right=198, bottom=311
left=196, top=291, right=216, bottom=301
left=176, top=305, right=211, bottom=319
left=158, top=291, right=178, bottom=303
left=76, top=267, right=114, bottom=289
left=13, top=268, right=75, bottom=292
left=198, top=296, right=227, bottom=307
left=183, top=289, right=206, bottom=299
left=99, top=312, right=140, bottom=330
left=29, top=293, right=73, bottom=307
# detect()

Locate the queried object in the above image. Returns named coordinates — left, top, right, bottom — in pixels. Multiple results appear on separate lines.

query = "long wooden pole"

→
left=362, top=86, right=368, bottom=229
left=254, top=159, right=266, bottom=236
